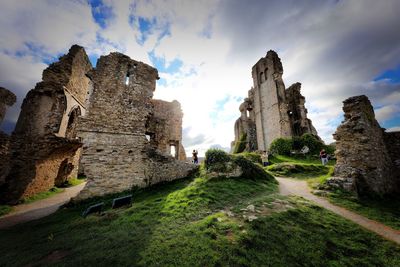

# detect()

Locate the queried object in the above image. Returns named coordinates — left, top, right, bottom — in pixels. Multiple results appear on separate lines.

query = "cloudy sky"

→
left=1, top=0, right=400, bottom=156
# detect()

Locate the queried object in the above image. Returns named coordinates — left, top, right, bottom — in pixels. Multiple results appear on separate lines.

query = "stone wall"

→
left=285, top=82, right=319, bottom=138
left=333, top=95, right=399, bottom=196
left=0, top=45, right=92, bottom=204
left=149, top=99, right=187, bottom=160
left=0, top=87, right=16, bottom=125
left=76, top=52, right=196, bottom=200
left=0, top=87, right=16, bottom=186
left=232, top=50, right=319, bottom=152
left=252, top=50, right=292, bottom=151
left=384, top=132, right=400, bottom=185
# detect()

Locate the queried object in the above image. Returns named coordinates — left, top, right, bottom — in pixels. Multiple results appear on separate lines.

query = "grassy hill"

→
left=0, top=161, right=399, bottom=266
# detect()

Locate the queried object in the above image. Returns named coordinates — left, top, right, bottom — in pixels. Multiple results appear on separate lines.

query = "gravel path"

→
left=0, top=183, right=85, bottom=229
left=276, top=177, right=400, bottom=245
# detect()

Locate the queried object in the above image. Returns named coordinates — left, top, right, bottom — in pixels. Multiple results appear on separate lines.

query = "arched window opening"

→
left=264, top=68, right=268, bottom=81
left=65, top=106, right=81, bottom=139
left=260, top=72, right=264, bottom=83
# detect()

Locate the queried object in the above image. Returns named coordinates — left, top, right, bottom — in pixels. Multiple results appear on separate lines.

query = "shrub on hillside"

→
left=324, top=144, right=335, bottom=156
left=269, top=138, right=293, bottom=155
left=300, top=133, right=324, bottom=154
left=205, top=149, right=231, bottom=172
left=237, top=152, right=262, bottom=164
left=233, top=133, right=247, bottom=154
left=233, top=155, right=274, bottom=180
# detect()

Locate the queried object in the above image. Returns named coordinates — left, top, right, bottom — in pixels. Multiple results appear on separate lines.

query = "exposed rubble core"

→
left=0, top=87, right=17, bottom=186
left=0, top=87, right=16, bottom=124
left=0, top=45, right=92, bottom=204
left=232, top=50, right=319, bottom=152
left=0, top=46, right=193, bottom=204
left=332, top=95, right=400, bottom=196
left=75, top=52, right=195, bottom=200
left=148, top=99, right=187, bottom=161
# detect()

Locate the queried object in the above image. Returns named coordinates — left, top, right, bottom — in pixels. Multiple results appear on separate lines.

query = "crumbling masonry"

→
left=0, top=87, right=17, bottom=187
left=331, top=95, right=400, bottom=196
left=0, top=45, right=194, bottom=204
left=232, top=50, right=319, bottom=152
left=76, top=52, right=195, bottom=200
left=0, top=45, right=92, bottom=203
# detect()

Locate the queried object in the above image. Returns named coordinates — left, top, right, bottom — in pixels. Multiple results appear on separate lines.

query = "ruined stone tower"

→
left=252, top=50, right=292, bottom=151
left=0, top=45, right=92, bottom=203
left=232, top=50, right=319, bottom=152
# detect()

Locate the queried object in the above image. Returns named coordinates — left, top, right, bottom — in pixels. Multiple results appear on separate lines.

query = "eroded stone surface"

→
left=0, top=87, right=16, bottom=125
left=0, top=45, right=92, bottom=204
left=232, top=50, right=319, bottom=152
left=0, top=87, right=16, bottom=186
left=333, top=95, right=400, bottom=196
left=75, top=52, right=196, bottom=200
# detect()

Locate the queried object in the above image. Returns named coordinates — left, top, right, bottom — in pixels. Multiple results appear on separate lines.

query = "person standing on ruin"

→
left=192, top=149, right=198, bottom=164
left=320, top=149, right=328, bottom=165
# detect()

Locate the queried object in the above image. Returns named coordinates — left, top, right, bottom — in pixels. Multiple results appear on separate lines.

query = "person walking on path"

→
left=192, top=149, right=198, bottom=164
left=320, top=149, right=328, bottom=165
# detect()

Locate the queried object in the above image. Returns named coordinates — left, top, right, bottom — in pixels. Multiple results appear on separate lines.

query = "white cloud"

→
left=386, top=126, right=400, bottom=132
left=375, top=105, right=400, bottom=123
left=1, top=0, right=400, bottom=156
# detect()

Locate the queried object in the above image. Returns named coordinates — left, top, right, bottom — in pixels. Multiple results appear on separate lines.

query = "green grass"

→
left=0, top=205, right=13, bottom=217
left=269, top=154, right=336, bottom=166
left=61, top=177, right=86, bottom=187
left=267, top=155, right=334, bottom=181
left=327, top=190, right=400, bottom=231
left=267, top=162, right=331, bottom=179
left=21, top=187, right=64, bottom=204
left=0, top=168, right=399, bottom=266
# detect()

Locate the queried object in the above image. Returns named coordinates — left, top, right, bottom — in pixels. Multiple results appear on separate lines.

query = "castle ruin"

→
left=75, top=52, right=195, bottom=200
left=0, top=45, right=195, bottom=204
left=232, top=50, right=319, bottom=152
left=331, top=95, right=400, bottom=196
left=0, top=87, right=17, bottom=187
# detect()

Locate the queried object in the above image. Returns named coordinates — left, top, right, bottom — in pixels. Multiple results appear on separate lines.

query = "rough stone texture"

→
left=333, top=95, right=399, bottom=196
left=285, top=82, right=319, bottom=138
left=75, top=52, right=196, bottom=200
left=384, top=132, right=400, bottom=186
left=0, top=87, right=16, bottom=186
left=0, top=45, right=92, bottom=204
left=232, top=50, right=319, bottom=152
left=148, top=99, right=187, bottom=160
left=0, top=87, right=16, bottom=125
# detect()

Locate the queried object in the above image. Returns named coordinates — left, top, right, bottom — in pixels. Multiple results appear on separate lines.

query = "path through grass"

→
left=0, top=171, right=399, bottom=266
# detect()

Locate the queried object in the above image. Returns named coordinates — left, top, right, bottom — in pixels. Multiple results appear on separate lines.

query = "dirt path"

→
left=0, top=183, right=85, bottom=229
left=276, top=177, right=400, bottom=245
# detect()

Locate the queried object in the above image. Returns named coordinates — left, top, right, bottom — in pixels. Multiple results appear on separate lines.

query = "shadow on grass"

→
left=328, top=190, right=400, bottom=231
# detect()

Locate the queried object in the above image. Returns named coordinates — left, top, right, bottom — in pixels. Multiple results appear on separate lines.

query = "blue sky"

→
left=1, top=0, right=400, bottom=155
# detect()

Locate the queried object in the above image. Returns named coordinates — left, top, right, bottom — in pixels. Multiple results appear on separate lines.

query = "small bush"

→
left=269, top=138, right=293, bottom=155
left=237, top=152, right=262, bottom=164
left=324, top=144, right=335, bottom=156
left=300, top=133, right=324, bottom=154
left=233, top=155, right=274, bottom=180
left=233, top=133, right=247, bottom=154
left=292, top=136, right=303, bottom=151
left=205, top=149, right=231, bottom=172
